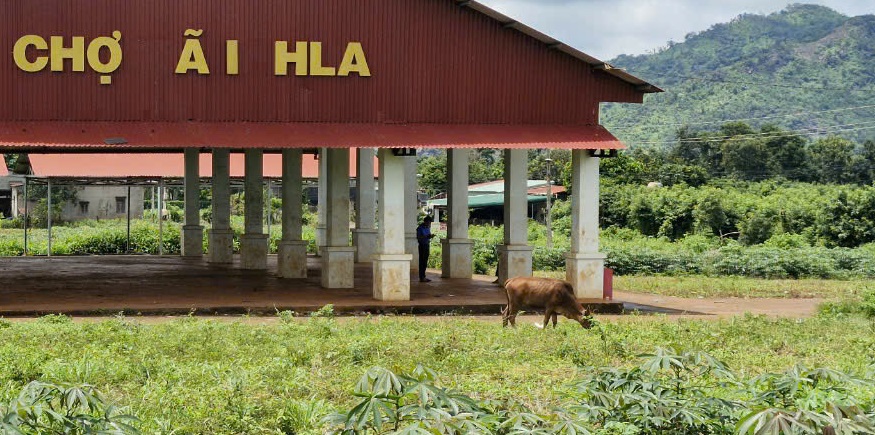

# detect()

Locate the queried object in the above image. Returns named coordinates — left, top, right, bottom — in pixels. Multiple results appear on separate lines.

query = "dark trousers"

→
left=418, top=244, right=430, bottom=280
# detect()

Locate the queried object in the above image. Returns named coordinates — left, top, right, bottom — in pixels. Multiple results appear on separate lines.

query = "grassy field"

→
left=534, top=270, right=875, bottom=300
left=1, top=313, right=873, bottom=434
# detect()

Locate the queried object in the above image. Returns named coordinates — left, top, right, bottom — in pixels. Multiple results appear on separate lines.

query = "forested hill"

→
left=601, top=4, right=875, bottom=148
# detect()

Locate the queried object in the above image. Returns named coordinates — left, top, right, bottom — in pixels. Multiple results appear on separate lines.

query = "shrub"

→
left=862, top=288, right=875, bottom=318
left=0, top=381, right=140, bottom=434
left=330, top=350, right=875, bottom=435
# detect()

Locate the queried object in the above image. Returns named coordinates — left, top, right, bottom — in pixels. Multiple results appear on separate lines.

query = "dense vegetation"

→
left=1, top=313, right=874, bottom=434
left=601, top=4, right=875, bottom=147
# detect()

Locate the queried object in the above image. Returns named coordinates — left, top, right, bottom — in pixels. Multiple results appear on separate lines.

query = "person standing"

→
left=416, top=216, right=435, bottom=282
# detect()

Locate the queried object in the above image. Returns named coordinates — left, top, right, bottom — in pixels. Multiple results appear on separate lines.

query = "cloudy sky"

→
left=478, top=0, right=875, bottom=60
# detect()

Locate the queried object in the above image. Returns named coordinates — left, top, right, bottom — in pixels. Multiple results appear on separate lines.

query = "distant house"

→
left=427, top=180, right=567, bottom=225
left=7, top=153, right=374, bottom=222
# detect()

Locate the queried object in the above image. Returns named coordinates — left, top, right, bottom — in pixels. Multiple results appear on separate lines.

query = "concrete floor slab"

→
left=0, top=256, right=622, bottom=316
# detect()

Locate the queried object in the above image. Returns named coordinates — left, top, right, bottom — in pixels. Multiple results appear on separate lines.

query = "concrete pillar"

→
left=404, top=157, right=419, bottom=269
left=498, top=149, right=533, bottom=285
left=321, top=148, right=356, bottom=288
left=566, top=150, right=606, bottom=298
left=181, top=148, right=204, bottom=257
left=208, top=149, right=234, bottom=264
left=353, top=148, right=377, bottom=263
left=241, top=149, right=268, bottom=270
left=442, top=149, right=473, bottom=278
left=315, top=148, right=328, bottom=256
left=278, top=149, right=308, bottom=278
left=373, top=149, right=412, bottom=300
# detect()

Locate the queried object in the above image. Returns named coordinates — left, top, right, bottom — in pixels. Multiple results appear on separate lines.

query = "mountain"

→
left=600, top=4, right=875, bottom=148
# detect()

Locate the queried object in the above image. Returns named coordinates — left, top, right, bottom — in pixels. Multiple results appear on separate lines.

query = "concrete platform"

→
left=0, top=256, right=623, bottom=317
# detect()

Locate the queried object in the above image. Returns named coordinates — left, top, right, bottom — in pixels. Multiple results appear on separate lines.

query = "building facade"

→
left=0, top=0, right=659, bottom=300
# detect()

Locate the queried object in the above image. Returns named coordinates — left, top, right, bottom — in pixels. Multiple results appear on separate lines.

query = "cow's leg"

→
left=542, top=309, right=553, bottom=330
left=551, top=313, right=558, bottom=328
left=504, top=303, right=517, bottom=327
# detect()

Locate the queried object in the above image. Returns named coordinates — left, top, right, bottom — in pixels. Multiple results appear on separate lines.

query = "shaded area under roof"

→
left=26, top=153, right=375, bottom=179
left=0, top=122, right=625, bottom=153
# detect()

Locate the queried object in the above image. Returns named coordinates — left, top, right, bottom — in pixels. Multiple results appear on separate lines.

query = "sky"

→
left=477, top=0, right=875, bottom=61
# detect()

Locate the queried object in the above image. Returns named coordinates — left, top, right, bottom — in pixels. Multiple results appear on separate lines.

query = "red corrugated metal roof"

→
left=27, top=152, right=371, bottom=179
left=460, top=1, right=661, bottom=93
left=0, top=0, right=655, bottom=126
left=527, top=185, right=567, bottom=196
left=0, top=122, right=624, bottom=152
left=0, top=164, right=8, bottom=177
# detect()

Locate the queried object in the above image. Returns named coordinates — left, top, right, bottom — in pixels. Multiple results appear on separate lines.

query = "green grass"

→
left=1, top=314, right=873, bottom=434
left=536, top=271, right=875, bottom=300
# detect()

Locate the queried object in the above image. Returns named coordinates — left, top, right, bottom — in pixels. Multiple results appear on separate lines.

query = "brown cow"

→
left=502, top=277, right=593, bottom=329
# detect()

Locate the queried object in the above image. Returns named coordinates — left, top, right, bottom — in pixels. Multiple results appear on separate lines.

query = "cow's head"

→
left=571, top=306, right=594, bottom=329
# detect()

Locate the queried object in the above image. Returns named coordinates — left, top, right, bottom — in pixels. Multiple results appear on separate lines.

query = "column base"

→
left=315, top=226, right=326, bottom=256
left=240, top=234, right=269, bottom=270
left=181, top=225, right=204, bottom=257
left=441, top=238, right=473, bottom=279
left=207, top=228, right=234, bottom=264
left=372, top=254, right=412, bottom=301
left=320, top=246, right=356, bottom=288
left=277, top=240, right=308, bottom=278
left=405, top=234, right=419, bottom=270
left=352, top=228, right=377, bottom=263
left=498, top=244, right=533, bottom=286
left=566, top=252, right=606, bottom=299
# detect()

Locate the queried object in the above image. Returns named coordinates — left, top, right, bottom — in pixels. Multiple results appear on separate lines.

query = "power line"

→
left=635, top=72, right=875, bottom=93
left=671, top=74, right=875, bottom=93
left=626, top=122, right=875, bottom=147
left=606, top=103, right=875, bottom=131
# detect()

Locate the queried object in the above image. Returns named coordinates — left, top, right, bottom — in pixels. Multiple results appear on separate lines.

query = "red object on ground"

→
left=603, top=268, right=614, bottom=300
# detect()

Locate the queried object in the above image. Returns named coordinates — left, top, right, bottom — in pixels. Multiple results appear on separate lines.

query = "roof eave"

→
left=456, top=0, right=663, bottom=94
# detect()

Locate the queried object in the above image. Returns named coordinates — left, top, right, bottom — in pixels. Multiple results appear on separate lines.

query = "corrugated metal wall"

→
left=0, top=0, right=642, bottom=124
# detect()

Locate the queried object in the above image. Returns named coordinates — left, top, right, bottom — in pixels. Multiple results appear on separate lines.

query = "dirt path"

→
left=2, top=290, right=824, bottom=323
left=615, top=290, right=823, bottom=317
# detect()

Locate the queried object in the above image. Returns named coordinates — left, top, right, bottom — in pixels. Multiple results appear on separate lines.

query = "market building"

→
left=0, top=0, right=659, bottom=303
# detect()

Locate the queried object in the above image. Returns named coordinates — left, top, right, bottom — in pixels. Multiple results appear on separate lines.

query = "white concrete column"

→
left=498, top=149, right=533, bottom=285
left=181, top=148, right=204, bottom=257
left=566, top=150, right=606, bottom=298
left=241, top=149, right=268, bottom=270
left=404, top=156, right=419, bottom=269
left=315, top=148, right=328, bottom=256
left=321, top=148, right=356, bottom=288
left=442, top=149, right=473, bottom=278
left=373, top=149, right=412, bottom=300
left=353, top=148, right=377, bottom=263
left=278, top=149, right=308, bottom=278
left=208, top=149, right=234, bottom=264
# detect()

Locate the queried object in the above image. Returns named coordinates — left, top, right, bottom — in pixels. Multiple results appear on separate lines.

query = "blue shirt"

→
left=416, top=224, right=432, bottom=246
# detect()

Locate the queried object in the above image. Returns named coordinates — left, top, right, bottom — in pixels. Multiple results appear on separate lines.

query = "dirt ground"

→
left=0, top=256, right=823, bottom=320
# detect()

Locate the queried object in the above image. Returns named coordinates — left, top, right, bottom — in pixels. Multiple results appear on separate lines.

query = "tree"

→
left=763, top=127, right=810, bottom=181
left=809, top=136, right=855, bottom=184
left=720, top=137, right=775, bottom=181
left=26, top=184, right=79, bottom=226
left=850, top=140, right=875, bottom=185
left=417, top=151, right=447, bottom=197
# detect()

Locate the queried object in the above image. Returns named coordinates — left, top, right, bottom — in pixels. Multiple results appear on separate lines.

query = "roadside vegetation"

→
left=1, top=312, right=874, bottom=434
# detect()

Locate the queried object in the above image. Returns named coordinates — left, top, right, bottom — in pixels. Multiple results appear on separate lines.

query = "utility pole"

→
left=545, top=156, right=553, bottom=250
